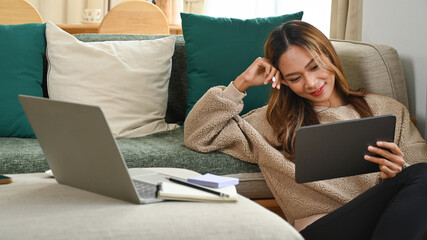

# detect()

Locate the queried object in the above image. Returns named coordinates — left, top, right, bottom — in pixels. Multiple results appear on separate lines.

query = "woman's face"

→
left=278, top=45, right=343, bottom=107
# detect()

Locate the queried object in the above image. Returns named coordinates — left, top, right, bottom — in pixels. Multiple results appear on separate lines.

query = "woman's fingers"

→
left=258, top=58, right=281, bottom=88
left=364, top=141, right=406, bottom=179
left=379, top=165, right=396, bottom=179
left=266, top=68, right=277, bottom=87
left=241, top=57, right=282, bottom=90
left=263, top=61, right=272, bottom=79
left=365, top=154, right=400, bottom=179
left=236, top=57, right=282, bottom=92
left=274, top=71, right=282, bottom=89
left=369, top=142, right=405, bottom=166
left=377, top=141, right=404, bottom=157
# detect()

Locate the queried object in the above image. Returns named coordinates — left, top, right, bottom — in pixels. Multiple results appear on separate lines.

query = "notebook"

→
left=295, top=114, right=396, bottom=183
left=157, top=181, right=238, bottom=202
left=18, top=95, right=171, bottom=204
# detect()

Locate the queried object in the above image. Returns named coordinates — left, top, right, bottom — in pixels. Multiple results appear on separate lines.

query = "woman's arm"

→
left=184, top=58, right=282, bottom=164
left=184, top=83, right=258, bottom=164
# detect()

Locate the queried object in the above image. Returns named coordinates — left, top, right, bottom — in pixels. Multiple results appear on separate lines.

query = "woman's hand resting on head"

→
left=233, top=57, right=283, bottom=93
left=364, top=141, right=407, bottom=180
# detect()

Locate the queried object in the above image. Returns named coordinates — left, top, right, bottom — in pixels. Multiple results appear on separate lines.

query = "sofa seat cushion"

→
left=116, top=128, right=260, bottom=174
left=0, top=128, right=271, bottom=198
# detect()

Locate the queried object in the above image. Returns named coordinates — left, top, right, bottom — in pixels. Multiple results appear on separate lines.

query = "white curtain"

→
left=183, top=0, right=204, bottom=15
left=155, top=0, right=184, bottom=25
left=203, top=0, right=331, bottom=37
left=330, top=0, right=363, bottom=41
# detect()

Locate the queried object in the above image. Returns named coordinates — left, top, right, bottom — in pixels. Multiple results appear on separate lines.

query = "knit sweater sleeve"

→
left=394, top=101, right=427, bottom=165
left=366, top=94, right=427, bottom=165
left=184, top=83, right=274, bottom=164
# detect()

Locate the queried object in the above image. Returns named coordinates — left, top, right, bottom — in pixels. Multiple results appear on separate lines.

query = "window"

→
left=204, top=0, right=331, bottom=37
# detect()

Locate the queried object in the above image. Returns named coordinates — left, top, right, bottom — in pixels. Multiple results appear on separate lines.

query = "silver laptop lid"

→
left=295, top=114, right=396, bottom=183
left=19, top=95, right=141, bottom=203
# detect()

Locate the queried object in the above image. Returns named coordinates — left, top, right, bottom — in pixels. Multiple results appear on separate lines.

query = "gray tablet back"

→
left=295, top=115, right=396, bottom=183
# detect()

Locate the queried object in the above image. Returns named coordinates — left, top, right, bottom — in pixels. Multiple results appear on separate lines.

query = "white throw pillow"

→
left=45, top=22, right=179, bottom=138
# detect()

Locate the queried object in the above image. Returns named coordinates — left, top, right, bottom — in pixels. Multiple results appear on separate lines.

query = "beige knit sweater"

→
left=184, top=83, right=427, bottom=225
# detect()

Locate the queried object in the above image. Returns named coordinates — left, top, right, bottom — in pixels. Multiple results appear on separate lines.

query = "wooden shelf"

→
left=169, top=24, right=182, bottom=35
left=57, top=23, right=182, bottom=35
left=57, top=23, right=99, bottom=34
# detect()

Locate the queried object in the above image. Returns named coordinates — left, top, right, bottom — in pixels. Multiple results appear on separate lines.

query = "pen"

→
left=165, top=177, right=230, bottom=198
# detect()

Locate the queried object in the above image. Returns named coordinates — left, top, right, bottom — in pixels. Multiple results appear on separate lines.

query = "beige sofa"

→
left=0, top=33, right=409, bottom=234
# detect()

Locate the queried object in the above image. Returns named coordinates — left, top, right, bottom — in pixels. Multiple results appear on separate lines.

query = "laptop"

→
left=295, top=114, right=396, bottom=183
left=19, top=95, right=171, bottom=204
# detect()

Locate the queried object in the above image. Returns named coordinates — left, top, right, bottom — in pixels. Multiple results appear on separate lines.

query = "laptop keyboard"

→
left=133, top=180, right=158, bottom=199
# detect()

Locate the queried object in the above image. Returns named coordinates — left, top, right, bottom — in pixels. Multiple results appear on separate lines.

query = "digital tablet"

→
left=295, top=114, right=396, bottom=183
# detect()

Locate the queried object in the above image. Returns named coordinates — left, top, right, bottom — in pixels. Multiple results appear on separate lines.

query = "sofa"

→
left=0, top=31, right=409, bottom=226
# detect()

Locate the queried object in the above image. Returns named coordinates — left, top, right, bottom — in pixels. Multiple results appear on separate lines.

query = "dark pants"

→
left=300, top=163, right=427, bottom=240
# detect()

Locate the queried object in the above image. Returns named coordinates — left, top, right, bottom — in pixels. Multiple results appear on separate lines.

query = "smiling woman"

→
left=263, top=21, right=372, bottom=160
left=278, top=46, right=341, bottom=108
left=183, top=20, right=427, bottom=240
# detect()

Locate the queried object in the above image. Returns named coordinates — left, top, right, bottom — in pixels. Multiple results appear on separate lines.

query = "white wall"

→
left=362, top=0, right=427, bottom=139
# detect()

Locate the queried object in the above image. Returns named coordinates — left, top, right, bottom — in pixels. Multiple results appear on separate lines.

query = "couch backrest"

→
left=331, top=39, right=408, bottom=108
left=45, top=35, right=407, bottom=125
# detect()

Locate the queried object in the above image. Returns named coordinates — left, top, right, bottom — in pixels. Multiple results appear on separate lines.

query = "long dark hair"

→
left=265, top=20, right=373, bottom=160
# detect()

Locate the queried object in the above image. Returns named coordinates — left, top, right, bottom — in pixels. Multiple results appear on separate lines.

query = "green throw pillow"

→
left=0, top=23, right=46, bottom=138
left=181, top=12, right=303, bottom=116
